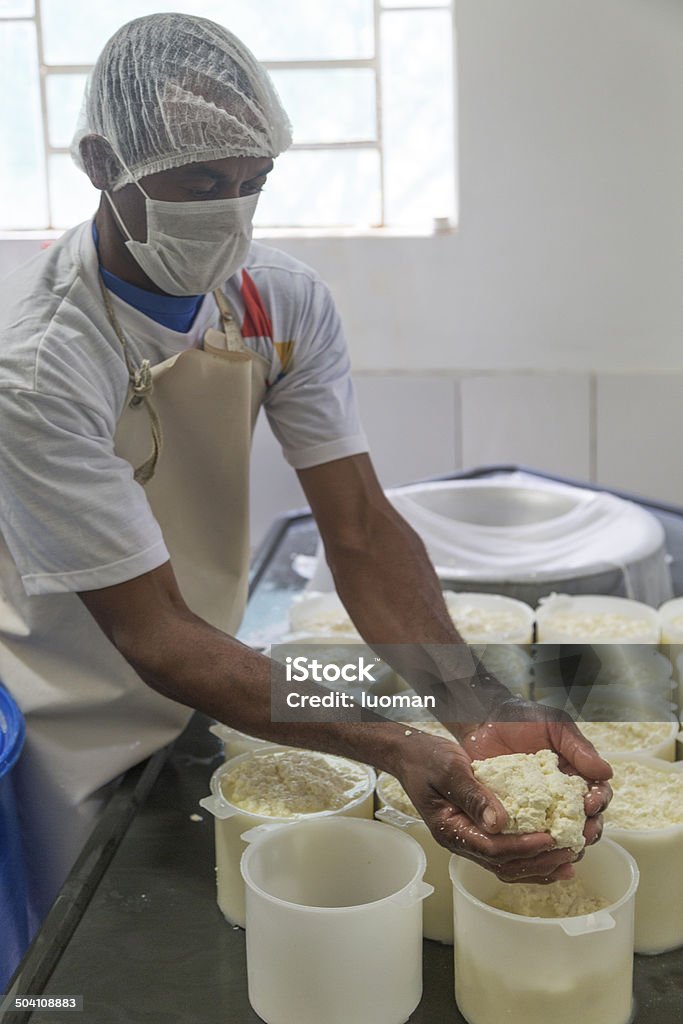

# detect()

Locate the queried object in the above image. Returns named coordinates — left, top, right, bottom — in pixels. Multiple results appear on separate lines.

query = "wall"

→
left=1, top=0, right=681, bottom=545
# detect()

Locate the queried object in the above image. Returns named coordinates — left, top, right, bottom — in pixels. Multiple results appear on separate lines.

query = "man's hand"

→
left=391, top=703, right=612, bottom=884
left=458, top=698, right=613, bottom=851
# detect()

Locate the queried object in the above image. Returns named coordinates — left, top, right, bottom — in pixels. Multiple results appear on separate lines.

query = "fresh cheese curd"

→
left=658, top=598, right=683, bottom=644
left=579, top=721, right=677, bottom=759
left=472, top=750, right=587, bottom=852
left=541, top=613, right=650, bottom=639
left=605, top=760, right=683, bottom=830
left=536, top=594, right=660, bottom=644
left=288, top=591, right=358, bottom=636
left=442, top=593, right=534, bottom=697
left=604, top=757, right=683, bottom=954
left=377, top=773, right=418, bottom=818
left=221, top=749, right=369, bottom=817
left=658, top=598, right=683, bottom=716
left=201, top=747, right=375, bottom=929
left=443, top=592, right=534, bottom=644
left=489, top=877, right=609, bottom=918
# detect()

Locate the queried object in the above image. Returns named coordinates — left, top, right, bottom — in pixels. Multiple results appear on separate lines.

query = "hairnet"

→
left=71, top=13, right=292, bottom=190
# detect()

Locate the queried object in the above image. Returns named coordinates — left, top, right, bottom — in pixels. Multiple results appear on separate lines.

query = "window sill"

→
left=255, top=221, right=457, bottom=240
left=0, top=222, right=458, bottom=243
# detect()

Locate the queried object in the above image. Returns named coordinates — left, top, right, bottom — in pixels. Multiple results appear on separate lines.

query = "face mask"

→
left=104, top=182, right=259, bottom=295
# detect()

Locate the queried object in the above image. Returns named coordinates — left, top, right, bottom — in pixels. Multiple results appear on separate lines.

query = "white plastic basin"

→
left=450, top=838, right=638, bottom=1024
left=241, top=817, right=432, bottom=1024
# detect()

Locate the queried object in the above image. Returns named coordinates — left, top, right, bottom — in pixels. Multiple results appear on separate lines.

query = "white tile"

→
left=353, top=375, right=460, bottom=487
left=250, top=374, right=460, bottom=546
left=596, top=375, right=683, bottom=505
left=250, top=411, right=307, bottom=548
left=460, top=374, right=592, bottom=479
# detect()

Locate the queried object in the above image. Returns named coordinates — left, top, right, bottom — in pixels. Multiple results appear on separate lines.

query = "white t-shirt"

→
left=0, top=220, right=368, bottom=596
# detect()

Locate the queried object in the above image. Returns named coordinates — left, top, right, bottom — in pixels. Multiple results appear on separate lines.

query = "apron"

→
left=3, top=285, right=269, bottom=929
left=112, top=287, right=269, bottom=634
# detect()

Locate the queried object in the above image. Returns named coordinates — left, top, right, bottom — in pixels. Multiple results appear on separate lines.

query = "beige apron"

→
left=5, top=285, right=269, bottom=928
left=112, top=287, right=269, bottom=634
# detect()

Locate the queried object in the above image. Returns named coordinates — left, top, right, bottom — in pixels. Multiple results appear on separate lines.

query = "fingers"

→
left=583, top=813, right=604, bottom=847
left=552, top=721, right=613, bottom=782
left=584, top=780, right=612, bottom=817
left=493, top=848, right=578, bottom=882
left=433, top=809, right=557, bottom=864
left=455, top=845, right=578, bottom=885
left=439, top=771, right=509, bottom=834
left=503, top=863, right=576, bottom=885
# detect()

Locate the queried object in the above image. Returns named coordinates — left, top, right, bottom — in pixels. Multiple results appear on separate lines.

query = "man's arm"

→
left=297, top=454, right=456, bottom=646
left=78, top=555, right=581, bottom=882
left=297, top=453, right=612, bottom=871
left=78, top=560, right=406, bottom=768
left=297, top=452, right=512, bottom=723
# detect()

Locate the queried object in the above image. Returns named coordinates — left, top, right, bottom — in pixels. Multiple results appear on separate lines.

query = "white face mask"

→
left=104, top=182, right=259, bottom=295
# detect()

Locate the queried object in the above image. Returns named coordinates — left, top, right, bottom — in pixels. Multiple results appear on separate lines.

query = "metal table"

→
left=5, top=467, right=683, bottom=1023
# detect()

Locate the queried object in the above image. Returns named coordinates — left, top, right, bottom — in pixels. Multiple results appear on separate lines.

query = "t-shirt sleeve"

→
left=262, top=276, right=369, bottom=470
left=0, top=387, right=169, bottom=596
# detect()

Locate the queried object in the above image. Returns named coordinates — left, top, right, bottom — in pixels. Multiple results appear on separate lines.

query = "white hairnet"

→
left=71, top=13, right=292, bottom=190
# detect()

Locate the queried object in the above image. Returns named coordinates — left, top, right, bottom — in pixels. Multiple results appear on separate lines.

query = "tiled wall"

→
left=250, top=371, right=682, bottom=547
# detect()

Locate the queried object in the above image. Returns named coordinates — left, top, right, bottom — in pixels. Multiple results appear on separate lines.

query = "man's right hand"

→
left=391, top=731, right=583, bottom=884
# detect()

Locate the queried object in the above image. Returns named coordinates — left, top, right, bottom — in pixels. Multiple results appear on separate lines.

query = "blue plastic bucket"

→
left=0, top=683, right=28, bottom=992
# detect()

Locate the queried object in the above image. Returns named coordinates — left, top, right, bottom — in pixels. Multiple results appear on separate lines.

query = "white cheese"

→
left=377, top=772, right=419, bottom=817
left=220, top=749, right=368, bottom=817
left=443, top=593, right=531, bottom=643
left=288, top=592, right=357, bottom=636
left=538, top=611, right=652, bottom=640
left=472, top=750, right=588, bottom=852
left=661, top=612, right=683, bottom=642
left=604, top=761, right=683, bottom=830
left=488, top=877, right=610, bottom=918
left=578, top=721, right=674, bottom=754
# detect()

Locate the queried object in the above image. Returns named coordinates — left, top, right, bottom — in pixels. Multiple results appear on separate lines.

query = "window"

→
left=0, top=0, right=455, bottom=230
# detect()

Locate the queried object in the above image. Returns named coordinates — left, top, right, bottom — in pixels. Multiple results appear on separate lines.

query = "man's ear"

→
left=78, top=134, right=122, bottom=191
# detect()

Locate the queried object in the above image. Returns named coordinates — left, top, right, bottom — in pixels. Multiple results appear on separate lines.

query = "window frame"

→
left=1, top=0, right=455, bottom=232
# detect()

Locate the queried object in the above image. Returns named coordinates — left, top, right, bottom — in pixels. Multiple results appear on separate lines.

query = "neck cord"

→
left=98, top=273, right=162, bottom=485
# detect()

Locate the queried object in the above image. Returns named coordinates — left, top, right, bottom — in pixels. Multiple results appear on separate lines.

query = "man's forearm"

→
left=323, top=503, right=513, bottom=734
left=117, top=604, right=409, bottom=774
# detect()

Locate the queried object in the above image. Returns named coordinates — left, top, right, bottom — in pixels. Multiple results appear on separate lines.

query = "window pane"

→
left=46, top=74, right=88, bottom=148
left=49, top=153, right=99, bottom=229
left=381, top=0, right=450, bottom=8
left=0, top=0, right=34, bottom=16
left=381, top=9, right=456, bottom=225
left=0, top=22, right=46, bottom=228
left=378, top=0, right=448, bottom=7
left=270, top=69, right=376, bottom=145
left=42, top=0, right=374, bottom=65
left=255, top=149, right=380, bottom=227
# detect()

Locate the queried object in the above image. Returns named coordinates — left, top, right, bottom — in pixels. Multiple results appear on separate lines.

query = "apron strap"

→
left=98, top=274, right=162, bottom=486
left=100, top=280, right=247, bottom=485
left=211, top=289, right=246, bottom=352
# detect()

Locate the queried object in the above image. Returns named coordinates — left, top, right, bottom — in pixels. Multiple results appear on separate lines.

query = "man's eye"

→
left=241, top=182, right=266, bottom=196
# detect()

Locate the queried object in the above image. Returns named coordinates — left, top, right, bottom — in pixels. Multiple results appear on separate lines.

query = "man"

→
left=0, top=13, right=610, bottom=933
